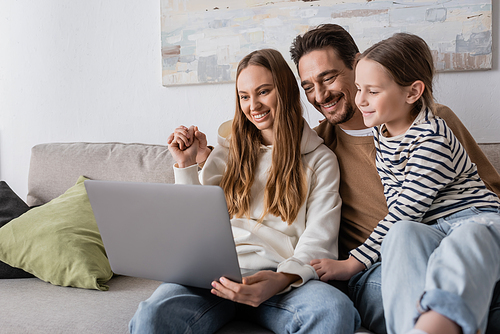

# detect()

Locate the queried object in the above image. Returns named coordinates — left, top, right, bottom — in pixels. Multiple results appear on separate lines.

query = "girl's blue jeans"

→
left=129, top=279, right=360, bottom=334
left=380, top=207, right=500, bottom=334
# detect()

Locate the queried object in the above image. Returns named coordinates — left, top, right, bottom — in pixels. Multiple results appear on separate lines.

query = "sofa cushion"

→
left=0, top=176, right=113, bottom=290
left=27, top=142, right=175, bottom=206
left=0, top=181, right=35, bottom=278
left=0, top=181, right=30, bottom=227
left=0, top=276, right=163, bottom=333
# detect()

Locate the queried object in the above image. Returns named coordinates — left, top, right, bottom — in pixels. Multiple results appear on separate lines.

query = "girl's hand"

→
left=310, top=256, right=365, bottom=282
left=210, top=271, right=299, bottom=307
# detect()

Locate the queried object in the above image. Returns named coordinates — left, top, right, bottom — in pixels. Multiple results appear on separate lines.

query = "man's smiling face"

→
left=298, top=47, right=358, bottom=127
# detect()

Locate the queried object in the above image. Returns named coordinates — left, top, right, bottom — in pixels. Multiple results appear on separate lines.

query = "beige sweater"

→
left=314, top=104, right=500, bottom=259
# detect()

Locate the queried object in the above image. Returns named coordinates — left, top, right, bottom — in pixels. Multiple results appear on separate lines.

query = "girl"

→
left=129, top=49, right=360, bottom=334
left=313, top=33, right=500, bottom=334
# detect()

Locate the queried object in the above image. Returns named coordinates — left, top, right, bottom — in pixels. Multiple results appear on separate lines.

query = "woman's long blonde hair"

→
left=219, top=49, right=307, bottom=224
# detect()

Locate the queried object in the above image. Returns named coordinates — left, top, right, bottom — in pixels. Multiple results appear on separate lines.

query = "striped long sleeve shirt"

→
left=350, top=107, right=500, bottom=268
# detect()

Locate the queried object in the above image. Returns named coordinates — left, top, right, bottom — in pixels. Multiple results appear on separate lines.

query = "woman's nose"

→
left=251, top=99, right=262, bottom=111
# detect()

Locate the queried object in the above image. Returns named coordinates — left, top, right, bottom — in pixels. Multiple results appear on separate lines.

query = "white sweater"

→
left=174, top=120, right=341, bottom=288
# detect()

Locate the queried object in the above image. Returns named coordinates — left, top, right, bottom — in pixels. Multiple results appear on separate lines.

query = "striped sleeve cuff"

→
left=350, top=244, right=380, bottom=269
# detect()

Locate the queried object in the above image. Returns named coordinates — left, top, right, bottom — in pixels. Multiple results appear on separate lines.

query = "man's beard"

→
left=325, top=99, right=356, bottom=126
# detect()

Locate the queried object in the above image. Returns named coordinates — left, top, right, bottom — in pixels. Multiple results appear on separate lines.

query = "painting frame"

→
left=160, top=0, right=492, bottom=86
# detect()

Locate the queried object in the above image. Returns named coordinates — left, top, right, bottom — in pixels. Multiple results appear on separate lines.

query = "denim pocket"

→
left=471, top=206, right=500, bottom=215
left=447, top=208, right=500, bottom=235
left=436, top=207, right=488, bottom=234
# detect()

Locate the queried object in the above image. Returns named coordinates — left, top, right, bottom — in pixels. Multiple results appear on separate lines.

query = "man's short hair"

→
left=290, top=24, right=359, bottom=70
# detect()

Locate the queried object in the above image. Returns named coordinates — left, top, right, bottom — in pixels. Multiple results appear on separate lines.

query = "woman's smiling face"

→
left=237, top=64, right=277, bottom=145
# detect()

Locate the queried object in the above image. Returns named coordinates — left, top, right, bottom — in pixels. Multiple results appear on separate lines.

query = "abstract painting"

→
left=160, top=0, right=492, bottom=86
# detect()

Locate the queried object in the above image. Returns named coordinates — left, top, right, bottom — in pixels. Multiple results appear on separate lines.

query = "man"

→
left=290, top=24, right=500, bottom=334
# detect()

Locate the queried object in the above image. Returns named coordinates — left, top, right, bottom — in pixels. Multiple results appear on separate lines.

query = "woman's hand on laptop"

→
left=210, top=271, right=300, bottom=307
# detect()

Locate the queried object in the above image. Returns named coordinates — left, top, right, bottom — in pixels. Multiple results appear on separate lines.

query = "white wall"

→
left=1, top=1, right=499, bottom=201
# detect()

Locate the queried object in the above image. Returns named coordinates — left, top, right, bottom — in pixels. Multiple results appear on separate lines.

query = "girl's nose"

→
left=355, top=90, right=367, bottom=107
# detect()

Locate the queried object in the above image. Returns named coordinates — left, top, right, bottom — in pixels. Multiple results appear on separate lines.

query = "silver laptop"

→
left=84, top=180, right=242, bottom=289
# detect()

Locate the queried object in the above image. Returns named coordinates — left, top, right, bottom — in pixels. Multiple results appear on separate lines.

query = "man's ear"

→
left=406, top=80, right=425, bottom=104
left=353, top=52, right=361, bottom=68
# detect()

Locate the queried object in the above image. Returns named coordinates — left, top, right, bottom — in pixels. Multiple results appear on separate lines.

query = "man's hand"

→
left=167, top=126, right=198, bottom=168
left=210, top=271, right=299, bottom=307
left=167, top=125, right=194, bottom=150
left=167, top=125, right=211, bottom=165
left=310, top=256, right=365, bottom=282
left=191, top=126, right=211, bottom=164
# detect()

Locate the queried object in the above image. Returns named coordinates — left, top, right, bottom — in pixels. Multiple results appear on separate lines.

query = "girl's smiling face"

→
left=354, top=58, right=416, bottom=137
left=237, top=65, right=277, bottom=145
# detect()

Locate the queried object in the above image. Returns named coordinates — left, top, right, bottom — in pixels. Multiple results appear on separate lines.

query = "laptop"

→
left=84, top=180, right=242, bottom=289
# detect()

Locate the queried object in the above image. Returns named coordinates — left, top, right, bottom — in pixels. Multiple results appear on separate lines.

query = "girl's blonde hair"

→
left=219, top=49, right=307, bottom=224
left=359, top=33, right=435, bottom=115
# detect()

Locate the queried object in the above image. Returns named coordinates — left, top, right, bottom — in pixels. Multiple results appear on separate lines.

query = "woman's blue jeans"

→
left=129, top=279, right=360, bottom=334
left=380, top=207, right=500, bottom=334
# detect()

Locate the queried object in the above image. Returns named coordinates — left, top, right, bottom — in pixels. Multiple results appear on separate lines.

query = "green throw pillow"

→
left=0, top=176, right=113, bottom=290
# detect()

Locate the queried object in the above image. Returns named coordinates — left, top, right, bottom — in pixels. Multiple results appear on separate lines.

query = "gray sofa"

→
left=1, top=141, right=499, bottom=334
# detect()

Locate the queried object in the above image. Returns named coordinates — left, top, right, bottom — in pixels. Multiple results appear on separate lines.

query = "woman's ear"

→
left=406, top=80, right=425, bottom=104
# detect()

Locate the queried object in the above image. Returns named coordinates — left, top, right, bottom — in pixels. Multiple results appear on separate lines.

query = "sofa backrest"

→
left=26, top=142, right=500, bottom=207
left=479, top=143, right=500, bottom=174
left=27, top=142, right=176, bottom=207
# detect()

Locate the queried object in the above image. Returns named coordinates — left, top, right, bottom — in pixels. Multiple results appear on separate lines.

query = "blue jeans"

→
left=348, top=262, right=387, bottom=334
left=380, top=207, right=500, bottom=334
left=487, top=280, right=500, bottom=334
left=348, top=208, right=500, bottom=334
left=349, top=264, right=500, bottom=334
left=129, top=279, right=360, bottom=334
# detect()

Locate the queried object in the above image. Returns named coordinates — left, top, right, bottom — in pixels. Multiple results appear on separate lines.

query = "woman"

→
left=129, top=49, right=360, bottom=333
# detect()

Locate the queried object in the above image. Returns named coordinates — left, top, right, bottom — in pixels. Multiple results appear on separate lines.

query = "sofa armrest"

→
left=27, top=142, right=175, bottom=206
